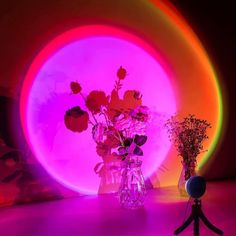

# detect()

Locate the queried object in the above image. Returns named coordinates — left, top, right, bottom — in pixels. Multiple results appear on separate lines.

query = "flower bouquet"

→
left=165, top=114, right=211, bottom=195
left=64, top=66, right=149, bottom=201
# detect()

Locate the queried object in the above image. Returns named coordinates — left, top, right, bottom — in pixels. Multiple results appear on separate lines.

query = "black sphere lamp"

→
left=174, top=176, right=223, bottom=236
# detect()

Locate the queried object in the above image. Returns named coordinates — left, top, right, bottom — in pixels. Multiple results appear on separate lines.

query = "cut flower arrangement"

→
left=64, top=66, right=150, bottom=193
left=165, top=114, right=211, bottom=196
left=165, top=114, right=211, bottom=179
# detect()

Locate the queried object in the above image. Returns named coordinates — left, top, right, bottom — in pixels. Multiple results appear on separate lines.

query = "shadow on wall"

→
left=0, top=94, right=77, bottom=207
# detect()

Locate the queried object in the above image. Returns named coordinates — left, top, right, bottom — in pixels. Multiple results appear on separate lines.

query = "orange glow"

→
left=146, top=0, right=223, bottom=186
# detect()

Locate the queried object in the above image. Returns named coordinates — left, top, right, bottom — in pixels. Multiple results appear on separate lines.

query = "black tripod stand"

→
left=174, top=198, right=223, bottom=235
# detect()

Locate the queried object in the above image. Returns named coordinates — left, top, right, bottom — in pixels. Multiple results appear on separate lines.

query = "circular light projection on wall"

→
left=20, top=1, right=224, bottom=193
left=20, top=25, right=176, bottom=194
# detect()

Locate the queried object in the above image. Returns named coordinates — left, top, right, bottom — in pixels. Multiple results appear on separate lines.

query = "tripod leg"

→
left=199, top=209, right=223, bottom=235
left=194, top=216, right=199, bottom=236
left=174, top=214, right=194, bottom=235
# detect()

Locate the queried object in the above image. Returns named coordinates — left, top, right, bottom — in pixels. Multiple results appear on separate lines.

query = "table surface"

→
left=0, top=180, right=235, bottom=236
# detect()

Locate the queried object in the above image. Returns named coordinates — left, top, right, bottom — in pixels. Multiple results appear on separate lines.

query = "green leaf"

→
left=123, top=138, right=133, bottom=147
left=134, top=135, right=147, bottom=146
left=118, top=147, right=127, bottom=155
left=133, top=146, right=143, bottom=156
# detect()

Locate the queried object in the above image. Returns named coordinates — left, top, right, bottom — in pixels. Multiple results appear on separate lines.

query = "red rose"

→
left=64, top=106, right=89, bottom=132
left=70, top=81, right=82, bottom=94
left=85, top=90, right=109, bottom=114
left=117, top=66, right=127, bottom=80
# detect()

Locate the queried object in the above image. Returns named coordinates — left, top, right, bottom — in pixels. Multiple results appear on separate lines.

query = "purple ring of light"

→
left=21, top=25, right=176, bottom=194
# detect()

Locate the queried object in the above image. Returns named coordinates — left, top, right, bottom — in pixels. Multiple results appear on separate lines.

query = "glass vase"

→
left=178, top=164, right=196, bottom=197
left=118, top=157, right=146, bottom=209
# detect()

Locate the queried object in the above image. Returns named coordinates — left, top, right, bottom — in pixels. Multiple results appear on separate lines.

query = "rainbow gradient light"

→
left=146, top=1, right=223, bottom=185
left=20, top=1, right=223, bottom=193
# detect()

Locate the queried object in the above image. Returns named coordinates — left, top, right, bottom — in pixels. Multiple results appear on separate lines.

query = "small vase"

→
left=178, top=164, right=196, bottom=197
left=118, top=157, right=146, bottom=209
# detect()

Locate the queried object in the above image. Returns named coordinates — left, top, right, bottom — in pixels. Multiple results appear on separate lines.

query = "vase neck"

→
left=123, top=156, right=142, bottom=168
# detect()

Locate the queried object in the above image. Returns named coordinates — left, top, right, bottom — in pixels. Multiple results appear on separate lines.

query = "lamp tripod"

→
left=174, top=198, right=223, bottom=236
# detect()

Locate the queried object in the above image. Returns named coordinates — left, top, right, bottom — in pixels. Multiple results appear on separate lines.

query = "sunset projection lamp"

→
left=174, top=176, right=223, bottom=235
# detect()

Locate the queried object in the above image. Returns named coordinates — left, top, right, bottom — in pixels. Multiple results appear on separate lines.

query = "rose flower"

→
left=64, top=106, right=89, bottom=132
left=117, top=66, right=127, bottom=80
left=70, top=81, right=82, bottom=94
left=85, top=90, right=109, bottom=114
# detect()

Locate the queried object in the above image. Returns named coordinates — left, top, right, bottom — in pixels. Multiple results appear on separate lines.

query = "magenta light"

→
left=20, top=25, right=176, bottom=194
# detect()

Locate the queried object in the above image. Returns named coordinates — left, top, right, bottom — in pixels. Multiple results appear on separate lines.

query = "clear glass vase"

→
left=118, top=157, right=146, bottom=209
left=178, top=164, right=196, bottom=197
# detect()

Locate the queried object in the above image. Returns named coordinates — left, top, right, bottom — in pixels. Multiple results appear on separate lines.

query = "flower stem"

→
left=101, top=112, right=110, bottom=127
left=79, top=92, right=98, bottom=124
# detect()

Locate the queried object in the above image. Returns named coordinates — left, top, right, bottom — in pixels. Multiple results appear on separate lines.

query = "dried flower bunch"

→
left=64, top=66, right=149, bottom=162
left=165, top=114, right=211, bottom=179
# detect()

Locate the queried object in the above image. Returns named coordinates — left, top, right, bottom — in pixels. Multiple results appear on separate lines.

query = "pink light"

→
left=20, top=25, right=176, bottom=194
